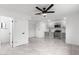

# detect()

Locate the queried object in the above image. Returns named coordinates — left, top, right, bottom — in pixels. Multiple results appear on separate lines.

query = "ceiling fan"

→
left=35, top=4, right=55, bottom=16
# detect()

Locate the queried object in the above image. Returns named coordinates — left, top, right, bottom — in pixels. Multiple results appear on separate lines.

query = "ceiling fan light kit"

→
left=42, top=13, right=47, bottom=17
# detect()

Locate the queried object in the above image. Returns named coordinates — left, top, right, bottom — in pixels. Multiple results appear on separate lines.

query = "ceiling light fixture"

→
left=42, top=13, right=47, bottom=17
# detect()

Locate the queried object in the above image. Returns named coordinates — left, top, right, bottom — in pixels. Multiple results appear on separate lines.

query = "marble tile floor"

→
left=0, top=38, right=79, bottom=55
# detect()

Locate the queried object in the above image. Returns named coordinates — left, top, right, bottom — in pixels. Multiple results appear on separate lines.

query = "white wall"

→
left=66, top=14, right=79, bottom=45
left=28, top=20, right=37, bottom=38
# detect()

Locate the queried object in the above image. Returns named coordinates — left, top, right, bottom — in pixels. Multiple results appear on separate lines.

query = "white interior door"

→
left=12, top=19, right=28, bottom=47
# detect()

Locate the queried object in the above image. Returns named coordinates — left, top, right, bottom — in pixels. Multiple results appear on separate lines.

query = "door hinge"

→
left=12, top=41, right=14, bottom=48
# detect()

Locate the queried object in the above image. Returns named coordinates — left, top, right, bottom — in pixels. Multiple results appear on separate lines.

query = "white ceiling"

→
left=0, top=4, right=79, bottom=18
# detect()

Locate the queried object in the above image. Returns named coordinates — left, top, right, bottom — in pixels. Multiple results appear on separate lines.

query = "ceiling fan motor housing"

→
left=43, top=8, right=46, bottom=13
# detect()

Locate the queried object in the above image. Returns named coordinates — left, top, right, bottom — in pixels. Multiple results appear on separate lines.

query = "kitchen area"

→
left=30, top=18, right=66, bottom=41
left=44, top=19, right=66, bottom=40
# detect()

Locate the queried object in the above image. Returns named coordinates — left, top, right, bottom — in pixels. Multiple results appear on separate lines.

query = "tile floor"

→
left=0, top=37, right=79, bottom=55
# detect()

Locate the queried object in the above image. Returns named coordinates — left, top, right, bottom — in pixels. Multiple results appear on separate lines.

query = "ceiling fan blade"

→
left=46, top=4, right=54, bottom=11
left=35, top=13, right=42, bottom=15
left=46, top=11, right=55, bottom=13
left=36, top=7, right=43, bottom=12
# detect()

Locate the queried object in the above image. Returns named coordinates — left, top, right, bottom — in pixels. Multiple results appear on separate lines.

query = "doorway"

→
left=0, top=16, right=13, bottom=48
